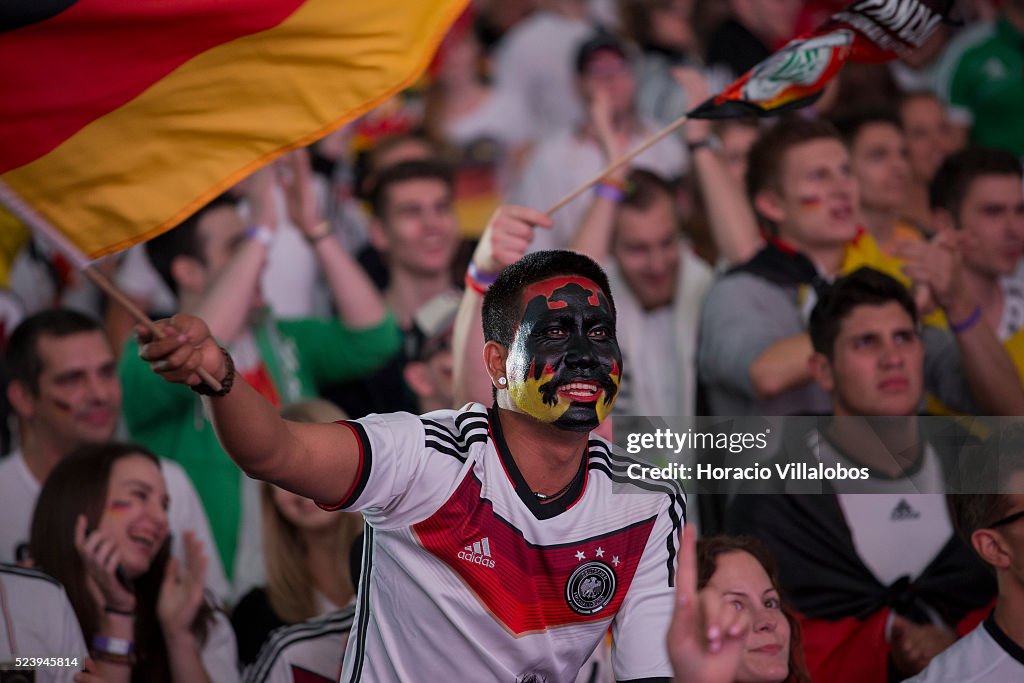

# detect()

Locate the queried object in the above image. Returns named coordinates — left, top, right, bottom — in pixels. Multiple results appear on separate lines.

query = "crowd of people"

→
left=2, top=0, right=1024, bottom=681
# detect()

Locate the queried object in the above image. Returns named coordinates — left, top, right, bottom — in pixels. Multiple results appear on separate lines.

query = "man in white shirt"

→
left=0, top=308, right=227, bottom=599
left=909, top=426, right=1024, bottom=682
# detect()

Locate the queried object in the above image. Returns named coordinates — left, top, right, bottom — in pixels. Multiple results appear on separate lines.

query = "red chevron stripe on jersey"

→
left=413, top=466, right=656, bottom=634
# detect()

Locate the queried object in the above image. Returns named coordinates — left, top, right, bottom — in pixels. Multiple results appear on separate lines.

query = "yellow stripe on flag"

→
left=2, top=0, right=466, bottom=260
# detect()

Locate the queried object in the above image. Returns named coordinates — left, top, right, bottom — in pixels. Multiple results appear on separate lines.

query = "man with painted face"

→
left=135, top=211, right=685, bottom=682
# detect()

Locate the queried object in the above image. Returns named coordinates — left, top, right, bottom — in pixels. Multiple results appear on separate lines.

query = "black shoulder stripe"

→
left=422, top=424, right=487, bottom=450
left=248, top=610, right=356, bottom=682
left=0, top=563, right=61, bottom=587
left=347, top=525, right=373, bottom=683
left=421, top=420, right=488, bottom=448
left=587, top=450, right=686, bottom=499
left=454, top=410, right=489, bottom=428
left=424, top=439, right=469, bottom=463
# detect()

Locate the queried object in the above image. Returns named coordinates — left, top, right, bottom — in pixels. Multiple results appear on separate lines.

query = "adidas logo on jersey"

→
left=891, top=499, right=920, bottom=521
left=458, top=537, right=495, bottom=569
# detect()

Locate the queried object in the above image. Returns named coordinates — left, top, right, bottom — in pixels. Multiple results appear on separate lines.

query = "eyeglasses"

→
left=989, top=509, right=1024, bottom=530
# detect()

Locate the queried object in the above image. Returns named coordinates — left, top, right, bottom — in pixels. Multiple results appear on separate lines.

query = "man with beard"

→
left=136, top=210, right=687, bottom=681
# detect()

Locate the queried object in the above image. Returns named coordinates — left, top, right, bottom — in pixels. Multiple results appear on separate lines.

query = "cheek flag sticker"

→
left=689, top=0, right=956, bottom=119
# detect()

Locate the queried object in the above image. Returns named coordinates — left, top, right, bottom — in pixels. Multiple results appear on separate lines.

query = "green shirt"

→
left=936, top=17, right=1024, bottom=157
left=119, top=313, right=400, bottom=578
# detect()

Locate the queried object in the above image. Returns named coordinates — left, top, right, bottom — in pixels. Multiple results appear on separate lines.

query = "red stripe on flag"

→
left=0, top=0, right=305, bottom=175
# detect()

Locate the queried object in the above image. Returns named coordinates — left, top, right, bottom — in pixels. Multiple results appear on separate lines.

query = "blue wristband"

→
left=594, top=183, right=625, bottom=203
left=467, top=261, right=499, bottom=287
left=949, top=305, right=982, bottom=334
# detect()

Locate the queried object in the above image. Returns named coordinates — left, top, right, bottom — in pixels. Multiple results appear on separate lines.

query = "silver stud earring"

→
left=498, top=377, right=507, bottom=386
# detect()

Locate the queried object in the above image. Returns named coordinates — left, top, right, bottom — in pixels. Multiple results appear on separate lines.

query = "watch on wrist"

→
left=687, top=135, right=720, bottom=154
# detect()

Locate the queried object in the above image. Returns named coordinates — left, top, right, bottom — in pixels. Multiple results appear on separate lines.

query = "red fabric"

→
left=240, top=362, right=281, bottom=407
left=0, top=0, right=305, bottom=174
left=799, top=610, right=890, bottom=683
left=799, top=600, right=995, bottom=683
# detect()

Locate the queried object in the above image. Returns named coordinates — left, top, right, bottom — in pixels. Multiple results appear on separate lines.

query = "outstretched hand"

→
left=667, top=525, right=750, bottom=683
left=136, top=315, right=226, bottom=388
left=471, top=205, right=553, bottom=277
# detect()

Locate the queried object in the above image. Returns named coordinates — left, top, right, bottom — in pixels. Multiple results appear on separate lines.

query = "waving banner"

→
left=0, top=0, right=467, bottom=261
left=689, top=0, right=955, bottom=118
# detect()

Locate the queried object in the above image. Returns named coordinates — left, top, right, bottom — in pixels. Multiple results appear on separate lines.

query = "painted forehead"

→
left=519, top=276, right=611, bottom=316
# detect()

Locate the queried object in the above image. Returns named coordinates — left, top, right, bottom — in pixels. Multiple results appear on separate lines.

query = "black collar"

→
left=984, top=612, right=1024, bottom=667
left=487, top=406, right=589, bottom=520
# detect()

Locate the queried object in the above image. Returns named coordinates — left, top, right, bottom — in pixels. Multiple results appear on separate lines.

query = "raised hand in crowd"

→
left=570, top=88, right=629, bottom=263
left=453, top=205, right=552, bottom=406
left=278, top=147, right=323, bottom=238
left=667, top=525, right=751, bottom=683
left=672, top=67, right=762, bottom=265
left=891, top=231, right=973, bottom=321
left=157, top=532, right=209, bottom=643
left=891, top=232, right=1024, bottom=414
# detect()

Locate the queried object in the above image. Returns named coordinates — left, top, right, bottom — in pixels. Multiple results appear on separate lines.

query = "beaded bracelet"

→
left=189, top=347, right=236, bottom=397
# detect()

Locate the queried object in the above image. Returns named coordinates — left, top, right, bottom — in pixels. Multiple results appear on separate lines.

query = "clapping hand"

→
left=157, top=531, right=209, bottom=640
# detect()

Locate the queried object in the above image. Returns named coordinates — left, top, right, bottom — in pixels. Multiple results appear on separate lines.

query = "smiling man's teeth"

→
left=561, top=383, right=598, bottom=395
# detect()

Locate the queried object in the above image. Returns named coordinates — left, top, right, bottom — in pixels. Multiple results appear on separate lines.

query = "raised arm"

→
left=279, top=148, right=388, bottom=328
left=452, top=205, right=552, bottom=406
left=672, top=68, right=763, bottom=266
left=666, top=525, right=750, bottom=683
left=893, top=233, right=1024, bottom=415
left=194, top=167, right=277, bottom=343
left=570, top=88, right=629, bottom=263
left=136, top=315, right=360, bottom=504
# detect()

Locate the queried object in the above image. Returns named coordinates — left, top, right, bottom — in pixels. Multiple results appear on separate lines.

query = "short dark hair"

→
left=831, top=109, right=903, bottom=148
left=622, top=168, right=675, bottom=213
left=808, top=267, right=918, bottom=358
left=929, top=147, right=1023, bottom=218
left=145, top=193, right=239, bottom=296
left=952, top=423, right=1024, bottom=560
left=574, top=33, right=628, bottom=74
left=370, top=159, right=454, bottom=219
left=745, top=117, right=842, bottom=229
left=4, top=309, right=103, bottom=394
left=481, top=250, right=615, bottom=350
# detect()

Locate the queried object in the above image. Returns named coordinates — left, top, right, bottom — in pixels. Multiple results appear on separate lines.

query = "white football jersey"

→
left=321, top=404, right=684, bottom=682
left=907, top=615, right=1024, bottom=682
left=245, top=608, right=355, bottom=683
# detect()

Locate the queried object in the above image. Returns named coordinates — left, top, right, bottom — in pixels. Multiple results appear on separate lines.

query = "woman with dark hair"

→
left=30, top=442, right=239, bottom=683
left=696, top=535, right=812, bottom=683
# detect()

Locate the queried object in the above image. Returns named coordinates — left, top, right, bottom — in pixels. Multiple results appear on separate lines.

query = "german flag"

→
left=0, top=0, right=467, bottom=260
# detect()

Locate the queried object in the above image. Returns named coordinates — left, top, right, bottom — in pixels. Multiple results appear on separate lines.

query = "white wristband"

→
left=243, top=224, right=274, bottom=247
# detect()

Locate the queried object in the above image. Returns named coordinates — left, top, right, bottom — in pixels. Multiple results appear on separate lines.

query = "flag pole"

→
left=544, top=114, right=690, bottom=216
left=0, top=179, right=223, bottom=391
